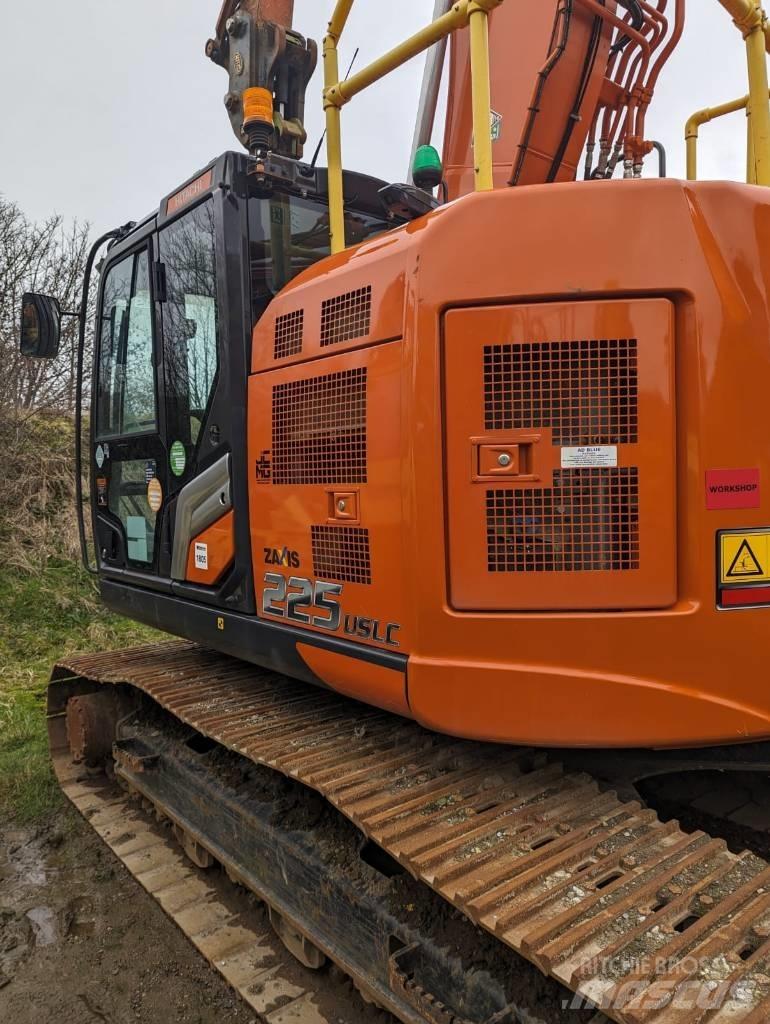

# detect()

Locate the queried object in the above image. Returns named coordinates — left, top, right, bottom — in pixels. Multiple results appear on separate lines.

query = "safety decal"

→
left=96, top=477, right=108, bottom=507
left=490, top=110, right=503, bottom=142
left=147, top=477, right=163, bottom=513
left=95, top=445, right=105, bottom=469
left=706, top=468, right=760, bottom=510
left=145, top=460, right=156, bottom=483
left=170, top=440, right=186, bottom=477
left=719, top=530, right=770, bottom=585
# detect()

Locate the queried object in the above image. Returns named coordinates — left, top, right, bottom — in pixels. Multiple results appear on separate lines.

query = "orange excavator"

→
left=21, top=1, right=770, bottom=1020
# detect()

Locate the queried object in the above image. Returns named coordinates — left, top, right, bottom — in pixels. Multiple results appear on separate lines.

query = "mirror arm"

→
left=75, top=228, right=123, bottom=575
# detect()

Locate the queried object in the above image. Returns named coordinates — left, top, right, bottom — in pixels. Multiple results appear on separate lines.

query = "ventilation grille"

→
left=486, top=468, right=639, bottom=573
left=484, top=339, right=638, bottom=445
left=272, top=368, right=367, bottom=485
left=312, top=525, right=372, bottom=584
left=274, top=309, right=304, bottom=360
left=320, top=286, right=372, bottom=347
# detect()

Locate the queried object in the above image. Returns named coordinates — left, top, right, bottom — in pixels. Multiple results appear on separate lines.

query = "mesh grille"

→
left=320, top=286, right=372, bottom=347
left=484, top=339, right=638, bottom=444
left=274, top=309, right=304, bottom=360
left=486, top=468, right=639, bottom=573
left=272, top=368, right=367, bottom=485
left=312, top=525, right=372, bottom=584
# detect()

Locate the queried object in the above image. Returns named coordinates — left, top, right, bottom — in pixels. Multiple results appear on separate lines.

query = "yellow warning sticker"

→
left=720, top=530, right=770, bottom=585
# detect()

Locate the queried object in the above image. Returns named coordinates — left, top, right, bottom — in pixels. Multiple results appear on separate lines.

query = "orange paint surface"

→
left=247, top=178, right=770, bottom=748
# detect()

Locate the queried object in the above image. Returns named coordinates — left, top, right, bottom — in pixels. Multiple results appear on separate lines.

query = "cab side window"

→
left=159, top=200, right=219, bottom=448
left=96, top=250, right=155, bottom=438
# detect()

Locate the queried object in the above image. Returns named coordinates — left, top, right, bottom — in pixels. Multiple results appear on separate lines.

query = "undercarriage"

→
left=48, top=642, right=770, bottom=1024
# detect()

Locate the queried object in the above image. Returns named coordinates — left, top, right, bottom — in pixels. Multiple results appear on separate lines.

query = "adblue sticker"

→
left=561, top=446, right=618, bottom=470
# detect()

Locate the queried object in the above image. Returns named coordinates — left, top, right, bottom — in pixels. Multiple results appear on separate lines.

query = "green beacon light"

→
left=412, top=144, right=444, bottom=192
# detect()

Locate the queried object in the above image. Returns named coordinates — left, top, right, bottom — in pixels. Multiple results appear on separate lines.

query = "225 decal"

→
left=261, top=574, right=401, bottom=647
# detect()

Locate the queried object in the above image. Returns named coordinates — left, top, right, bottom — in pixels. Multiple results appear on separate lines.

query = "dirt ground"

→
left=0, top=808, right=264, bottom=1024
left=0, top=806, right=390, bottom=1024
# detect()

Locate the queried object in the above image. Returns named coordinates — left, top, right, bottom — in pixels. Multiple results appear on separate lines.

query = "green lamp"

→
left=412, top=145, right=444, bottom=192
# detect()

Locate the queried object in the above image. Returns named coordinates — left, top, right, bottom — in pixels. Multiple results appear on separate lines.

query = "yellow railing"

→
left=688, top=1, right=770, bottom=185
left=323, top=0, right=504, bottom=253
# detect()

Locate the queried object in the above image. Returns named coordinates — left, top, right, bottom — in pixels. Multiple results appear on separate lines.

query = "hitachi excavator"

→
left=20, top=1, right=770, bottom=1020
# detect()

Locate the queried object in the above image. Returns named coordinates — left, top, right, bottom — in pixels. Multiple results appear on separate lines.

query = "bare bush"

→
left=0, top=196, right=91, bottom=416
left=0, top=196, right=91, bottom=570
left=0, top=414, right=80, bottom=570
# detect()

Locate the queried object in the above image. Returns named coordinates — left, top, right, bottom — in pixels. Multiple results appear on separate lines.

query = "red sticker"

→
left=706, top=468, right=760, bottom=510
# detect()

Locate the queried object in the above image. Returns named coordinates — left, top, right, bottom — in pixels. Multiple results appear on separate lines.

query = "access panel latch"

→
left=472, top=434, right=544, bottom=483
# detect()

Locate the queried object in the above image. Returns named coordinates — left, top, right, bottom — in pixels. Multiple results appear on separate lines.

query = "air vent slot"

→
left=484, top=339, right=638, bottom=445
left=274, top=309, right=304, bottom=360
left=486, top=468, right=640, bottom=573
left=320, top=285, right=372, bottom=347
left=312, top=525, right=372, bottom=584
left=272, top=368, right=367, bottom=485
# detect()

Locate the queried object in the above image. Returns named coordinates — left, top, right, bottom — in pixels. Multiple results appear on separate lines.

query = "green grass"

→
left=0, top=559, right=158, bottom=822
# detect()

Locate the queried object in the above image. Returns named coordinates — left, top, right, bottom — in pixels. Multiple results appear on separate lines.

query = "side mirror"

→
left=20, top=293, right=62, bottom=359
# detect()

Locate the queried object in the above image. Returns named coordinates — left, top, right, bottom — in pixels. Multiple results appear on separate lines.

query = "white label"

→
left=194, top=543, right=209, bottom=570
left=561, top=445, right=618, bottom=469
left=491, top=109, right=502, bottom=141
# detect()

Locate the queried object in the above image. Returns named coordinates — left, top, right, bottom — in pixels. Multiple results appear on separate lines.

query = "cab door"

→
left=155, top=198, right=233, bottom=593
left=94, top=191, right=246, bottom=606
left=93, top=242, right=169, bottom=589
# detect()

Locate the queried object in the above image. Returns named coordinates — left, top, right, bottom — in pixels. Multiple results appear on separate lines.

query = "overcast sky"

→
left=0, top=1, right=755, bottom=232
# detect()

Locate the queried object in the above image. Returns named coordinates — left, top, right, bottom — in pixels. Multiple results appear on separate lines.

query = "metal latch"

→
left=471, top=434, right=543, bottom=482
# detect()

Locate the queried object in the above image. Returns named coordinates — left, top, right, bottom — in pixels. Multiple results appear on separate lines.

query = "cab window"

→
left=96, top=249, right=155, bottom=438
left=248, top=193, right=390, bottom=324
left=159, top=200, right=219, bottom=448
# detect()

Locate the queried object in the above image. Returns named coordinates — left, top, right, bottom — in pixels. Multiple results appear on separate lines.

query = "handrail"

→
left=686, top=94, right=752, bottom=181
left=323, top=0, right=504, bottom=253
left=708, top=0, right=770, bottom=185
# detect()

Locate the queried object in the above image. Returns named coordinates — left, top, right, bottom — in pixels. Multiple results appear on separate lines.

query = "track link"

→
left=49, top=642, right=770, bottom=1023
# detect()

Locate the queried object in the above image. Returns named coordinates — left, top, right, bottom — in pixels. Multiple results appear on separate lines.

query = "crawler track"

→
left=52, top=759, right=365, bottom=1024
left=50, top=641, right=770, bottom=1023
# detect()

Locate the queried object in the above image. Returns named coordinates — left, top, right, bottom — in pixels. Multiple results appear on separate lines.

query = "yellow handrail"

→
left=323, top=0, right=504, bottom=253
left=713, top=0, right=770, bottom=185
left=686, top=95, right=752, bottom=182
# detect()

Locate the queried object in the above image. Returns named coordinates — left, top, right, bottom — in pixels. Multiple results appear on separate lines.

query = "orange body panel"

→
left=248, top=178, right=770, bottom=749
left=444, top=299, right=677, bottom=611
left=443, top=2, right=616, bottom=198
left=297, top=645, right=409, bottom=716
left=185, top=510, right=235, bottom=586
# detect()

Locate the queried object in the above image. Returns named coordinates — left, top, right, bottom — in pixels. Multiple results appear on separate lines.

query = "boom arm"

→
left=442, top=0, right=685, bottom=197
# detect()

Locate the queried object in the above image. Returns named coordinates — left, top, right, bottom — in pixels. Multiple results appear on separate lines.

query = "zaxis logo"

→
left=264, top=546, right=300, bottom=569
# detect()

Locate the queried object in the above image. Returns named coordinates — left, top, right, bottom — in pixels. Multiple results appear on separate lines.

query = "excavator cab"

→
left=90, top=154, right=395, bottom=619
left=23, top=152, right=397, bottom=625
